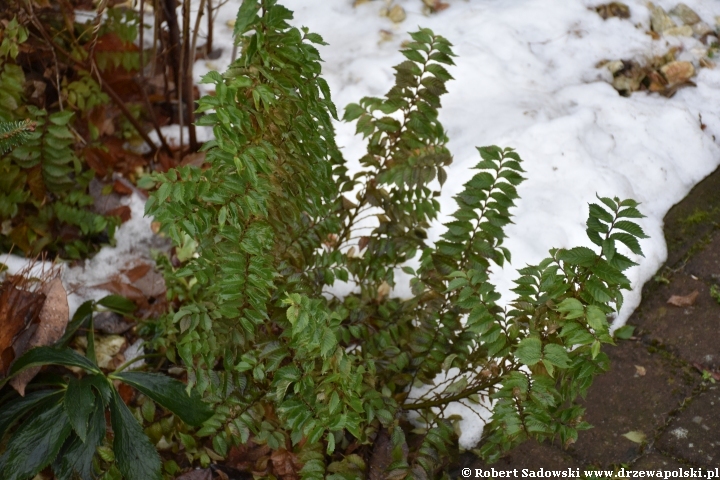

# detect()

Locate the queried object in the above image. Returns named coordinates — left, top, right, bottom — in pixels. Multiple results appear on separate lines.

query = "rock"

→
left=663, top=25, right=694, bottom=37
left=606, top=60, right=625, bottom=74
left=613, top=74, right=642, bottom=94
left=692, top=22, right=713, bottom=37
left=660, top=61, right=695, bottom=85
left=669, top=3, right=701, bottom=25
left=94, top=311, right=134, bottom=334
left=649, top=3, right=677, bottom=33
left=388, top=4, right=406, bottom=23
left=595, top=2, right=631, bottom=20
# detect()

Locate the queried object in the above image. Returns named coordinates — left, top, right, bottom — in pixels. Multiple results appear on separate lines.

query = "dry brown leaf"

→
left=94, top=278, right=145, bottom=303
left=123, top=264, right=152, bottom=283
left=0, top=282, right=45, bottom=375
left=667, top=290, right=699, bottom=307
left=10, top=278, right=69, bottom=395
left=179, top=152, right=207, bottom=168
left=112, top=179, right=133, bottom=195
left=106, top=205, right=132, bottom=223
left=176, top=469, right=212, bottom=480
left=270, top=448, right=301, bottom=479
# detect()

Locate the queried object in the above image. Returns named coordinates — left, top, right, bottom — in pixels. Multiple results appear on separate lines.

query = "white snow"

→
left=4, top=0, right=720, bottom=449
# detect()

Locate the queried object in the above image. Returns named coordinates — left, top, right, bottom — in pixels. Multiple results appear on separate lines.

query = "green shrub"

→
left=140, top=0, right=647, bottom=477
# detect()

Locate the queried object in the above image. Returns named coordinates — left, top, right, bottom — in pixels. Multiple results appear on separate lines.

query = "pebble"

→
left=660, top=61, right=695, bottom=85
left=669, top=3, right=701, bottom=26
left=649, top=3, right=677, bottom=33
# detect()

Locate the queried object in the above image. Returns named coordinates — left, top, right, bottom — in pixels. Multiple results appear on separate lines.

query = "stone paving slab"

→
left=453, top=439, right=579, bottom=473
left=684, top=230, right=720, bottom=282
left=631, top=272, right=720, bottom=371
left=631, top=451, right=686, bottom=469
left=566, top=340, right=698, bottom=467
left=656, top=386, right=720, bottom=467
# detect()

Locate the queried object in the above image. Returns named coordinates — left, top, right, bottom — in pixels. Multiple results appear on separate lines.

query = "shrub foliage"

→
left=136, top=0, right=647, bottom=477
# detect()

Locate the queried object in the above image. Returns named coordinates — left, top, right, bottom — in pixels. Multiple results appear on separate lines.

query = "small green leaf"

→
left=515, top=337, right=542, bottom=366
left=585, top=305, right=607, bottom=331
left=233, top=0, right=260, bottom=39
left=543, top=344, right=570, bottom=369
left=556, top=298, right=584, bottom=319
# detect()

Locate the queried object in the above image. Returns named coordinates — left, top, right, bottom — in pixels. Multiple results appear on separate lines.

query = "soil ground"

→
left=450, top=164, right=720, bottom=475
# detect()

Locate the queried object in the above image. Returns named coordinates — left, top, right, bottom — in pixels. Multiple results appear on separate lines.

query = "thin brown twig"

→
left=24, top=4, right=161, bottom=155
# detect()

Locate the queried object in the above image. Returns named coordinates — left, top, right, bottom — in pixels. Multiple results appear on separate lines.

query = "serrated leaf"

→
left=0, top=401, right=72, bottom=480
left=558, top=246, right=597, bottom=267
left=64, top=377, right=96, bottom=443
left=585, top=305, right=607, bottom=331
left=556, top=298, right=584, bottom=319
left=321, top=328, right=337, bottom=358
left=53, top=400, right=106, bottom=480
left=515, top=337, right=542, bottom=366
left=543, top=344, right=570, bottom=368
left=402, top=49, right=425, bottom=64
left=613, top=220, right=648, bottom=238
left=0, top=389, right=63, bottom=439
left=111, top=372, right=213, bottom=427
left=233, top=0, right=260, bottom=39
left=109, top=388, right=162, bottom=480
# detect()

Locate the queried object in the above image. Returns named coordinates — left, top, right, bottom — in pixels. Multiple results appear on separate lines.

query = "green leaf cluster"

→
left=0, top=297, right=213, bottom=480
left=0, top=13, right=128, bottom=258
left=142, top=1, right=648, bottom=476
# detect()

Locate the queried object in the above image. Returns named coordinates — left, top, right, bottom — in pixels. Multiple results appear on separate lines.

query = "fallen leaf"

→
left=112, top=179, right=133, bottom=195
left=106, top=205, right=132, bottom=223
left=621, top=430, right=646, bottom=444
left=667, top=290, right=699, bottom=307
left=0, top=281, right=45, bottom=375
left=176, top=469, right=212, bottom=480
left=10, top=278, right=69, bottom=395
left=634, top=365, right=646, bottom=376
left=660, top=61, right=695, bottom=85
left=123, top=263, right=152, bottom=282
left=270, top=448, right=301, bottom=479
left=94, top=278, right=145, bottom=303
